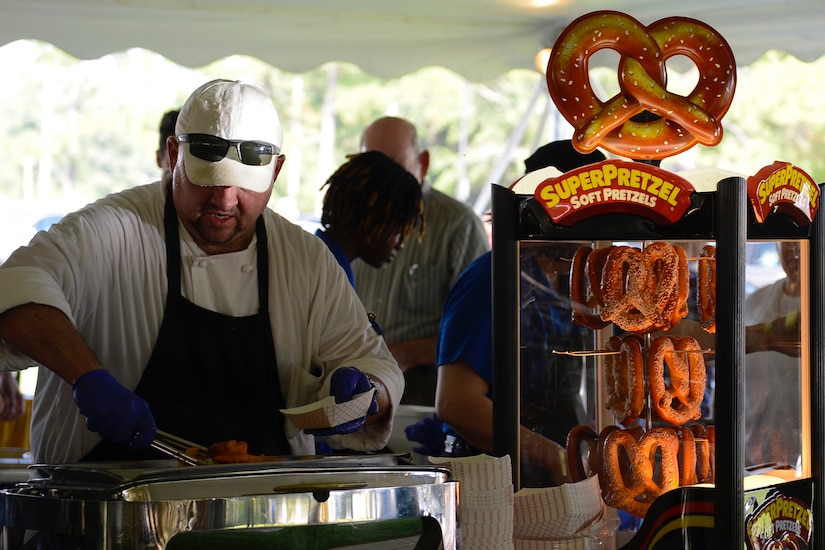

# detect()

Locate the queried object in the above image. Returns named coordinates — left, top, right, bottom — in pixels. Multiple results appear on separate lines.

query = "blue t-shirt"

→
left=315, top=229, right=355, bottom=288
left=436, top=249, right=590, bottom=448
left=437, top=250, right=587, bottom=388
left=437, top=251, right=494, bottom=386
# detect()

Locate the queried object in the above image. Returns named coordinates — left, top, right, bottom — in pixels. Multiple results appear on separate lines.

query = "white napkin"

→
left=429, top=454, right=515, bottom=550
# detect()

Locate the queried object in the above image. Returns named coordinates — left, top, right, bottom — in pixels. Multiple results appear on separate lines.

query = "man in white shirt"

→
left=0, top=79, right=403, bottom=463
left=743, top=241, right=802, bottom=469
left=352, top=117, right=489, bottom=405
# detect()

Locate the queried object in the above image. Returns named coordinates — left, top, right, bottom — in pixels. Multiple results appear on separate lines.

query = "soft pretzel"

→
left=566, top=425, right=599, bottom=482
left=689, top=424, right=714, bottom=484
left=567, top=424, right=717, bottom=516
left=600, top=246, right=653, bottom=332
left=586, top=245, right=615, bottom=310
left=570, top=246, right=610, bottom=329
left=604, top=335, right=645, bottom=425
left=601, top=426, right=680, bottom=517
left=705, top=425, right=716, bottom=483
left=676, top=426, right=697, bottom=486
left=698, top=245, right=717, bottom=333
left=662, top=243, right=690, bottom=330
left=649, top=336, right=706, bottom=425
left=601, top=242, right=688, bottom=333
left=641, top=241, right=688, bottom=331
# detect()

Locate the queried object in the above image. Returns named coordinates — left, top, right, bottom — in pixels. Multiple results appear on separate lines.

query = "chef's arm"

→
left=363, top=376, right=391, bottom=427
left=0, top=303, right=156, bottom=448
left=387, top=335, right=436, bottom=372
left=0, top=303, right=102, bottom=384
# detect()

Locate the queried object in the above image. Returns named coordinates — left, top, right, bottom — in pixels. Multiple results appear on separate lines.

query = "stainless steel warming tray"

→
left=1, top=457, right=458, bottom=549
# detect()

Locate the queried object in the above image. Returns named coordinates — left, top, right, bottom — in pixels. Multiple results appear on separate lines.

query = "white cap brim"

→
left=183, top=150, right=276, bottom=193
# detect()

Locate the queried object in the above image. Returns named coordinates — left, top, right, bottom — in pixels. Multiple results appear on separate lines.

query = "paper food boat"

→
left=513, top=475, right=603, bottom=539
left=280, top=389, right=376, bottom=430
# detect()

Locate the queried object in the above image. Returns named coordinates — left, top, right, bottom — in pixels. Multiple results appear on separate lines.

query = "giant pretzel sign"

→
left=547, top=11, right=737, bottom=160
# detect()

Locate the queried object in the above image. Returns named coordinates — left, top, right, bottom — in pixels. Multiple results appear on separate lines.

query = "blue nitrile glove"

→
left=305, top=366, right=378, bottom=436
left=405, top=414, right=446, bottom=457
left=73, top=369, right=157, bottom=450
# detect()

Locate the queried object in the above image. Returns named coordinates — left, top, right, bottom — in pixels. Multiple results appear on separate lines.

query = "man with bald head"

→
left=352, top=117, right=489, bottom=405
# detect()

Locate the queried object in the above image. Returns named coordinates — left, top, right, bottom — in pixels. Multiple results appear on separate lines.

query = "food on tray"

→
left=185, top=440, right=267, bottom=464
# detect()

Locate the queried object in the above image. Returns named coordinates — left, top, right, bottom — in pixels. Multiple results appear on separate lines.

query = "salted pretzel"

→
left=663, top=244, right=690, bottom=330
left=586, top=245, right=615, bottom=310
left=698, top=244, right=717, bottom=333
left=689, top=424, right=714, bottom=484
left=566, top=425, right=599, bottom=482
left=600, top=246, right=652, bottom=332
left=547, top=11, right=736, bottom=160
left=675, top=427, right=697, bottom=486
left=604, top=335, right=645, bottom=425
left=601, top=242, right=688, bottom=333
left=569, top=245, right=615, bottom=329
left=566, top=424, right=716, bottom=516
left=570, top=246, right=611, bottom=329
left=601, top=426, right=680, bottom=517
left=649, top=336, right=707, bottom=425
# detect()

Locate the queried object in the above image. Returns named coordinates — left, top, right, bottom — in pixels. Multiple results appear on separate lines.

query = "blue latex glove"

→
left=305, top=367, right=378, bottom=436
left=404, top=414, right=446, bottom=457
left=73, top=369, right=157, bottom=450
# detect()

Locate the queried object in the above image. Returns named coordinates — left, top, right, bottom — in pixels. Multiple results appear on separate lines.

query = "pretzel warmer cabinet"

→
left=490, top=167, right=825, bottom=548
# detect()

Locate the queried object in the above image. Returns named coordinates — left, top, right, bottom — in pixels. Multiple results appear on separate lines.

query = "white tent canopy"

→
left=2, top=0, right=824, bottom=82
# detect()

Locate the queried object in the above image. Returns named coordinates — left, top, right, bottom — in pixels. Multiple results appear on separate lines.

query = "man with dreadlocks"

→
left=315, top=150, right=425, bottom=289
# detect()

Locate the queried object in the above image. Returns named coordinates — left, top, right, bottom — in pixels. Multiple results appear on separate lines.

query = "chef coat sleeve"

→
left=272, top=224, right=403, bottom=452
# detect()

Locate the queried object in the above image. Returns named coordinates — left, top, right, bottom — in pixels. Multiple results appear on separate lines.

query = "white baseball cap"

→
left=175, top=79, right=283, bottom=193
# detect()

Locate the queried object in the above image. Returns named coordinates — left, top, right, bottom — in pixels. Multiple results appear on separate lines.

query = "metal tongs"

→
left=150, top=430, right=210, bottom=466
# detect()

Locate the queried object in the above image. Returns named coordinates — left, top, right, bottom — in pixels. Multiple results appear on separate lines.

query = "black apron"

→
left=83, top=190, right=289, bottom=461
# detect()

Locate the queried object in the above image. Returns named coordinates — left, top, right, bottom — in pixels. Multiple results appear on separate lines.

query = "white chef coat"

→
left=0, top=179, right=403, bottom=463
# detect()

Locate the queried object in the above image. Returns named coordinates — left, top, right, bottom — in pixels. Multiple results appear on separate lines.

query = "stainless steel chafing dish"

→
left=1, top=456, right=457, bottom=549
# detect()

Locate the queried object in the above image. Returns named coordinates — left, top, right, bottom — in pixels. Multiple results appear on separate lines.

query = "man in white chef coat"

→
left=0, top=79, right=403, bottom=464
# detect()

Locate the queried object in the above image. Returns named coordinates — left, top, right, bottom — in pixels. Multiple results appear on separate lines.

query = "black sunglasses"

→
left=178, top=133, right=279, bottom=166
